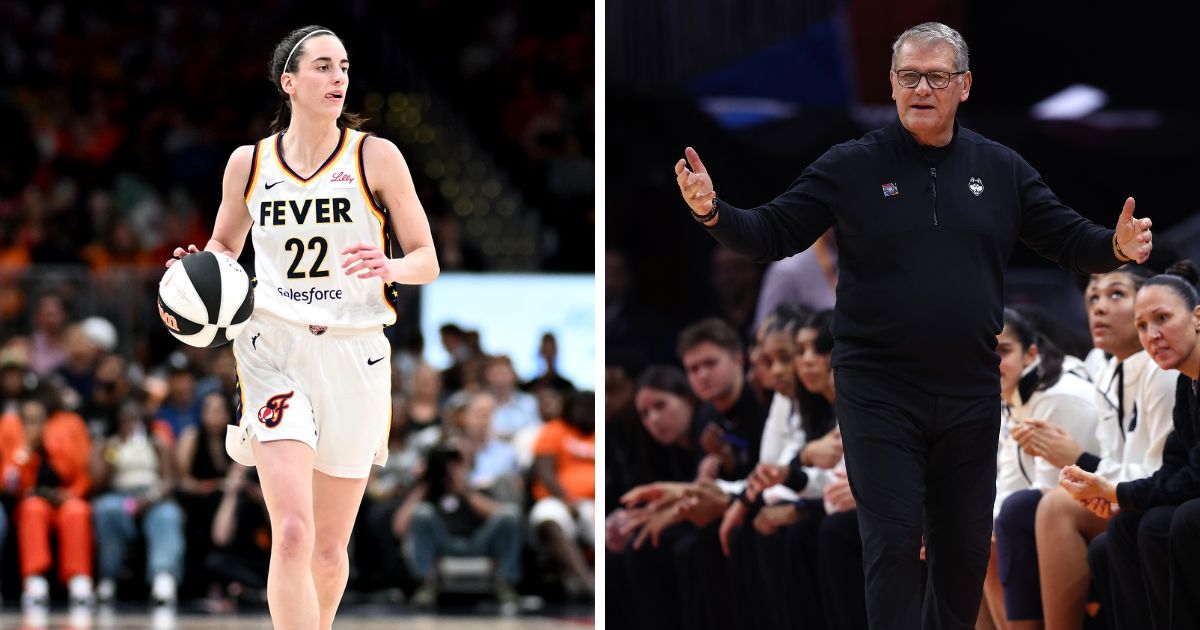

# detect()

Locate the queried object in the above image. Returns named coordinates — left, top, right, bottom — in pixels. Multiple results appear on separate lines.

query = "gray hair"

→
left=891, top=22, right=969, bottom=72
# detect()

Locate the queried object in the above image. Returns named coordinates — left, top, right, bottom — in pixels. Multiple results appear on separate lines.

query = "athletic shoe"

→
left=96, top=578, right=116, bottom=603
left=495, top=579, right=519, bottom=615
left=151, top=572, right=177, bottom=605
left=22, top=575, right=49, bottom=608
left=68, top=574, right=94, bottom=606
left=411, top=579, right=438, bottom=609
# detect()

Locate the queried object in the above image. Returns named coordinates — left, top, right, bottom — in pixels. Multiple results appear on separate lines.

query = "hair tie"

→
left=283, top=29, right=334, bottom=74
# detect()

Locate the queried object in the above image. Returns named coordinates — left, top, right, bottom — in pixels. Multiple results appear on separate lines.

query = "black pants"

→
left=1107, top=505, right=1171, bottom=629
left=671, top=521, right=736, bottom=630
left=725, top=517, right=771, bottom=630
left=1087, top=532, right=1114, bottom=630
left=618, top=525, right=686, bottom=630
left=1106, top=498, right=1200, bottom=629
left=819, top=509, right=869, bottom=630
left=836, top=369, right=998, bottom=630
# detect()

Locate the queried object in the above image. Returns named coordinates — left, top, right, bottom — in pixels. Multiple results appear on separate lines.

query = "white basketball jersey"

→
left=244, top=128, right=397, bottom=328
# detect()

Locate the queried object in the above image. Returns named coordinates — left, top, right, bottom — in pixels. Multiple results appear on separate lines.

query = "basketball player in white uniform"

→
left=166, top=25, right=438, bottom=630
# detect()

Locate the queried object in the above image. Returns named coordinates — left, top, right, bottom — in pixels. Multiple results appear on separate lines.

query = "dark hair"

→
left=268, top=25, right=367, bottom=134
left=1002, top=307, right=1063, bottom=392
left=762, top=302, right=812, bottom=337
left=1105, top=263, right=1157, bottom=290
left=1141, top=260, right=1200, bottom=310
left=761, top=303, right=808, bottom=397
left=565, top=390, right=595, bottom=433
left=422, top=443, right=465, bottom=499
left=677, top=317, right=743, bottom=359
left=606, top=346, right=648, bottom=381
left=636, top=364, right=696, bottom=405
left=795, top=309, right=836, bottom=440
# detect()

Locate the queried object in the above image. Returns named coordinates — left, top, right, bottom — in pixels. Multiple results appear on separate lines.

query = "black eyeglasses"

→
left=893, top=69, right=965, bottom=89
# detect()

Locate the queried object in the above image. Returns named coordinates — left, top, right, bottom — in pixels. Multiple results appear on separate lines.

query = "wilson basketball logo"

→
left=258, top=391, right=295, bottom=428
left=156, top=299, right=179, bottom=332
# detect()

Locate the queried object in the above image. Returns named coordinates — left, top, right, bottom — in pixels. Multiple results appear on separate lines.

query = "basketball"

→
left=157, top=251, right=254, bottom=348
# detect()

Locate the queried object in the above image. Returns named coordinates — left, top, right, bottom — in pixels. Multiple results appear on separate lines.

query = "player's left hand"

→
left=1114, top=197, right=1153, bottom=264
left=1058, top=464, right=1117, bottom=503
left=341, top=243, right=396, bottom=281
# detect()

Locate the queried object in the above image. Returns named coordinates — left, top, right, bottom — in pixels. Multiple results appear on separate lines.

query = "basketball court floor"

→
left=0, top=603, right=594, bottom=629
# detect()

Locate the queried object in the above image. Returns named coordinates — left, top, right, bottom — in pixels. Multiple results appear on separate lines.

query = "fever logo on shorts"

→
left=258, top=391, right=295, bottom=428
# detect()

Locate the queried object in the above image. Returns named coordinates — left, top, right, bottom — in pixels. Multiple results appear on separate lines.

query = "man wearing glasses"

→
left=674, top=21, right=1154, bottom=630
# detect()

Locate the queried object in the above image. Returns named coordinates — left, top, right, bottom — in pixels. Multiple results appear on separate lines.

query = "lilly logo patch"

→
left=329, top=171, right=356, bottom=188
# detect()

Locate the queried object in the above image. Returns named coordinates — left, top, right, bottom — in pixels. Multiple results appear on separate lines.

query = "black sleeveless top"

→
left=191, top=429, right=228, bottom=482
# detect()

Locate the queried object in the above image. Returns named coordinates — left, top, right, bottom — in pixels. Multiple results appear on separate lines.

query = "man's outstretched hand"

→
left=1114, top=197, right=1153, bottom=264
left=675, top=147, right=718, bottom=225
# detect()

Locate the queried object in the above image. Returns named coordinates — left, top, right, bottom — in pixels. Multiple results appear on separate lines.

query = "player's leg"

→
left=993, top=488, right=1047, bottom=629
left=304, top=329, right=390, bottom=627
left=1034, top=488, right=1107, bottom=630
left=311, top=471, right=369, bottom=630
left=252, top=438, right=319, bottom=630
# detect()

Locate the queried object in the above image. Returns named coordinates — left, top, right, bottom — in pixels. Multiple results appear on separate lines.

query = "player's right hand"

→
left=675, top=146, right=717, bottom=219
left=165, top=244, right=200, bottom=268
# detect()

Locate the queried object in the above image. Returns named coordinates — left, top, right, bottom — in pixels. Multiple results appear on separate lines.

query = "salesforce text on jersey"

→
left=278, top=287, right=345, bottom=304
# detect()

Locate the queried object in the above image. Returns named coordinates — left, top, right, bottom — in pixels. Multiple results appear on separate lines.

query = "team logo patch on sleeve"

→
left=258, top=391, right=295, bottom=428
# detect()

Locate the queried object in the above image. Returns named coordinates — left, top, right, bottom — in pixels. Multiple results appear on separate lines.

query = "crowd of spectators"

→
left=0, top=309, right=593, bottom=611
left=607, top=233, right=1200, bottom=629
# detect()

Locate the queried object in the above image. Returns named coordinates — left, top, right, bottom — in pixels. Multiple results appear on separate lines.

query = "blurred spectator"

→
left=175, top=391, right=233, bottom=599
left=484, top=355, right=541, bottom=461
left=438, top=324, right=474, bottom=393
left=28, top=294, right=71, bottom=377
left=522, top=332, right=575, bottom=395
left=354, top=394, right=427, bottom=592
left=205, top=464, right=270, bottom=608
left=605, top=250, right=675, bottom=363
left=454, top=391, right=521, bottom=502
left=395, top=442, right=523, bottom=610
left=530, top=390, right=595, bottom=595
left=91, top=399, right=184, bottom=605
left=678, top=318, right=765, bottom=485
left=0, top=395, right=94, bottom=607
left=194, top=348, right=237, bottom=408
left=604, top=347, right=650, bottom=513
left=152, top=357, right=200, bottom=442
left=78, top=352, right=136, bottom=437
left=708, top=247, right=764, bottom=346
left=51, top=323, right=103, bottom=409
left=0, top=342, right=36, bottom=414
left=408, top=364, right=445, bottom=434
left=752, top=229, right=837, bottom=330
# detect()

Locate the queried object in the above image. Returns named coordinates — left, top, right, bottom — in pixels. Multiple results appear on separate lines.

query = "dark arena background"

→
left=0, top=1, right=594, bottom=627
left=606, top=0, right=1200, bottom=357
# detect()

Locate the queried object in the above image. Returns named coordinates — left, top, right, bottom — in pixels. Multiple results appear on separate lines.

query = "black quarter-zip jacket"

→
left=708, top=119, right=1122, bottom=396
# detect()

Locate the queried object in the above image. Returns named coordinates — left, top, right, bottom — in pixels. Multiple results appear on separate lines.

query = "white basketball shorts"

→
left=226, top=311, right=392, bottom=478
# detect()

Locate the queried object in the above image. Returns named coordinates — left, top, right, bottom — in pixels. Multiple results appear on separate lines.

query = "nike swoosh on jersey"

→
left=367, top=357, right=385, bottom=366
left=265, top=181, right=284, bottom=189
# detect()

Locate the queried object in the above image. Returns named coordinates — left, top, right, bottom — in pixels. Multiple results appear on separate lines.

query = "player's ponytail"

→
left=268, top=25, right=368, bottom=134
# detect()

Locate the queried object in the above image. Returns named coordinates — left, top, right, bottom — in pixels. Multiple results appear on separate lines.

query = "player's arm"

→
left=167, top=146, right=255, bottom=266
left=342, top=136, right=439, bottom=285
